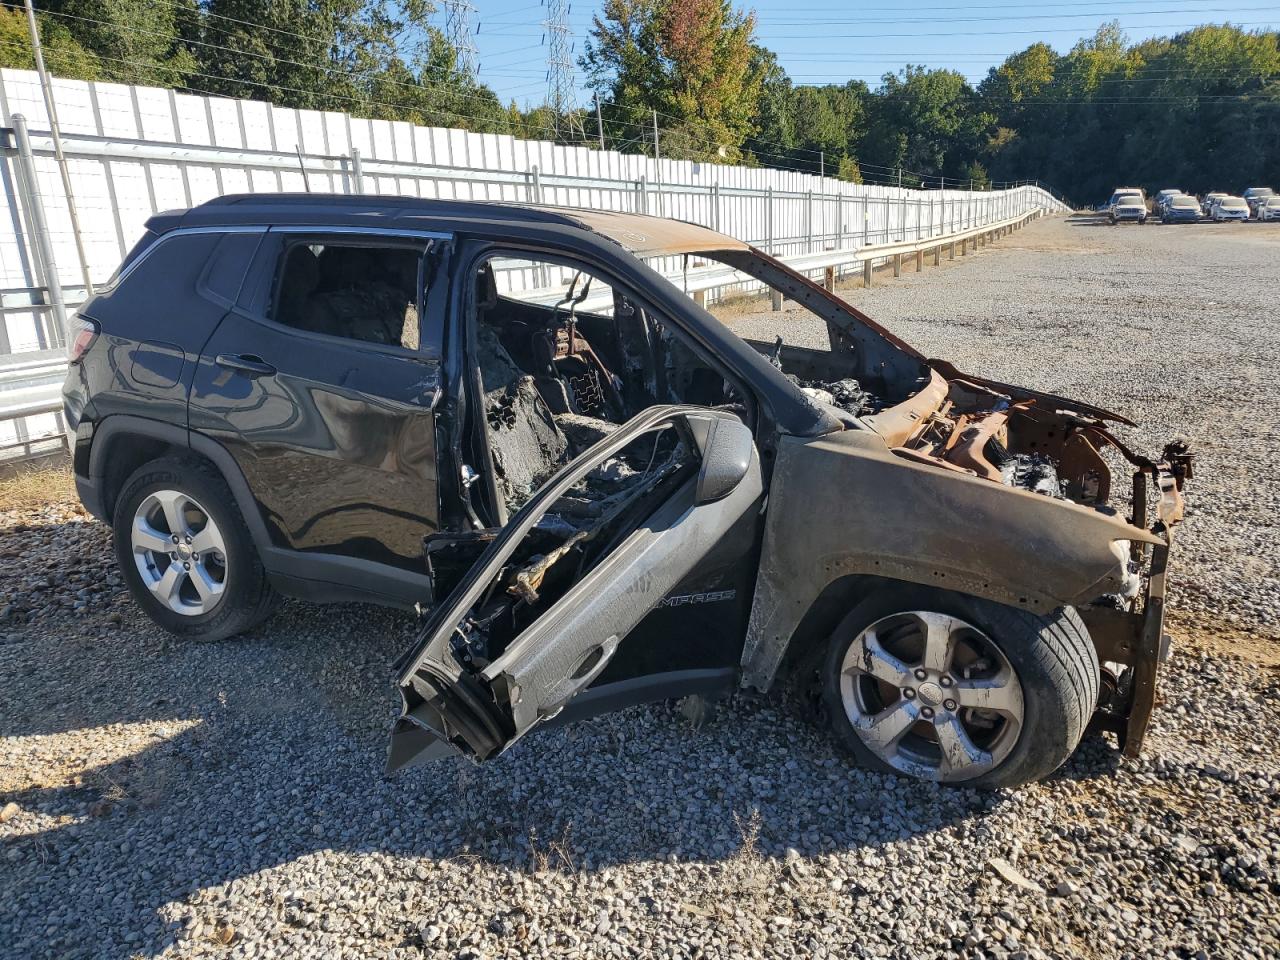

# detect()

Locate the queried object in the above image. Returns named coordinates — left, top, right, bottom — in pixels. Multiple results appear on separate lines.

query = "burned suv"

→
left=63, top=195, right=1190, bottom=788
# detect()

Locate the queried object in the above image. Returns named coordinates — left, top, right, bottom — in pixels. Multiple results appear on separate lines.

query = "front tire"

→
left=113, top=457, right=277, bottom=641
left=821, top=585, right=1098, bottom=789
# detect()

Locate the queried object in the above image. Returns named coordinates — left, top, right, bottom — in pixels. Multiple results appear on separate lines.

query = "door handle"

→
left=215, top=354, right=276, bottom=378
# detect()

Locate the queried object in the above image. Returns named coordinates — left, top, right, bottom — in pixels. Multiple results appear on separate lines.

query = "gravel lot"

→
left=2, top=215, right=1278, bottom=960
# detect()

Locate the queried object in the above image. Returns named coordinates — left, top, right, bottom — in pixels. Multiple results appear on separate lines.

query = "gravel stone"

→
left=1, top=217, right=1277, bottom=960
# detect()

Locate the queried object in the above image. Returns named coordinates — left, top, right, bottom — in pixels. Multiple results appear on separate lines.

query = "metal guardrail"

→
left=0, top=347, right=64, bottom=426
left=0, top=78, right=1065, bottom=459
left=0, top=209, right=1043, bottom=425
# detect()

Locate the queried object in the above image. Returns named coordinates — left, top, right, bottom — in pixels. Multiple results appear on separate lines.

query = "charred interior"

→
left=471, top=257, right=741, bottom=518
left=449, top=423, right=695, bottom=676
left=446, top=256, right=749, bottom=670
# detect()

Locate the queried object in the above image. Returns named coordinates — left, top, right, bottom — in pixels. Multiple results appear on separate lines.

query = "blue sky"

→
left=450, top=0, right=1280, bottom=106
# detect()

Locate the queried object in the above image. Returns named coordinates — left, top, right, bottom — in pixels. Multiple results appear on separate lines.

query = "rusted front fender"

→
left=741, top=429, right=1162, bottom=692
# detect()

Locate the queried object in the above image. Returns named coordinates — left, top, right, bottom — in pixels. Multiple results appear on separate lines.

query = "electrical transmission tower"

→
left=544, top=0, right=579, bottom=140
left=443, top=1, right=478, bottom=77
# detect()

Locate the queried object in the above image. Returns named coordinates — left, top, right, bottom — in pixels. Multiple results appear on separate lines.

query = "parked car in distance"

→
left=1153, top=189, right=1183, bottom=214
left=1257, top=196, right=1280, bottom=222
left=63, top=194, right=1193, bottom=789
left=1201, top=192, right=1228, bottom=216
left=1242, top=186, right=1275, bottom=217
left=1106, top=188, right=1145, bottom=213
left=1210, top=195, right=1250, bottom=221
left=1109, top=192, right=1148, bottom=224
left=1162, top=195, right=1201, bottom=223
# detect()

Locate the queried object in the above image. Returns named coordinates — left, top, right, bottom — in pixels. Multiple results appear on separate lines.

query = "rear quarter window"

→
left=82, top=231, right=262, bottom=348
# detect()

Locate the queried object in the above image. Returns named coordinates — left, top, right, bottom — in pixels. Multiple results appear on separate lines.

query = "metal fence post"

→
left=350, top=147, right=364, bottom=194
left=639, top=175, right=649, bottom=215
left=11, top=113, right=68, bottom=346
left=806, top=189, right=813, bottom=252
left=711, top=182, right=720, bottom=232
left=531, top=164, right=542, bottom=203
left=766, top=186, right=774, bottom=253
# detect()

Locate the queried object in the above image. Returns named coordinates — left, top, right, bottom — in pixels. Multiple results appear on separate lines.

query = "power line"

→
left=40, top=6, right=530, bottom=123
left=742, top=19, right=1280, bottom=39
left=32, top=4, right=1278, bottom=188
left=26, top=5, right=852, bottom=178
left=725, top=5, right=1280, bottom=26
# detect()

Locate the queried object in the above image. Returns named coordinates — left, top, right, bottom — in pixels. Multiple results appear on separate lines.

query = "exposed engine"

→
left=760, top=336, right=1110, bottom=507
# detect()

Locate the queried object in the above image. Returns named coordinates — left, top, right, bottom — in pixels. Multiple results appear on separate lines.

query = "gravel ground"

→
left=2, top=216, right=1278, bottom=960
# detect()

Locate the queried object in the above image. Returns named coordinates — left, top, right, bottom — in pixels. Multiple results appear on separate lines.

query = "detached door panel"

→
left=189, top=231, right=446, bottom=573
left=390, top=406, right=763, bottom=769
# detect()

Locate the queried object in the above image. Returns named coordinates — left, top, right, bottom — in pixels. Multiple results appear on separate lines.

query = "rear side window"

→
left=104, top=229, right=160, bottom=289
left=270, top=241, right=426, bottom=351
left=197, top=233, right=263, bottom=307
left=83, top=231, right=260, bottom=349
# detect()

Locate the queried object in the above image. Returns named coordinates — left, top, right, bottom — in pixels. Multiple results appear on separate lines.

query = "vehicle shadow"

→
left=1, top=582, right=1120, bottom=959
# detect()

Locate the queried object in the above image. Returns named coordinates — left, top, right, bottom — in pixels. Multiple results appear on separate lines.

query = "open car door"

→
left=388, top=405, right=763, bottom=770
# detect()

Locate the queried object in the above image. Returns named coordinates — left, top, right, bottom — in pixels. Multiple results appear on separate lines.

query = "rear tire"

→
left=113, top=457, right=277, bottom=641
left=820, top=584, right=1098, bottom=789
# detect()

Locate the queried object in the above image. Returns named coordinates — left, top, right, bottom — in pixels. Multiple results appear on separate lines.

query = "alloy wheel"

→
left=838, top=610, right=1024, bottom=782
left=130, top=489, right=228, bottom=616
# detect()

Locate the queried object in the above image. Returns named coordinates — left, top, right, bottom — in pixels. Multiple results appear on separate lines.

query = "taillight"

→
left=67, top=314, right=99, bottom=363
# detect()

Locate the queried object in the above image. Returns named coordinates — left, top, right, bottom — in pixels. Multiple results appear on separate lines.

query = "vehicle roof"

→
left=166, top=193, right=749, bottom=257
left=145, top=194, right=838, bottom=439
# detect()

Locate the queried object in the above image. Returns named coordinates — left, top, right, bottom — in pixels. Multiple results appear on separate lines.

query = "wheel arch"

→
left=89, top=416, right=271, bottom=553
left=739, top=431, right=1145, bottom=693
left=771, top=573, right=885, bottom=684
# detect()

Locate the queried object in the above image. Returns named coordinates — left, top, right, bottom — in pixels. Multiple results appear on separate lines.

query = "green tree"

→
left=184, top=1, right=510, bottom=133
left=38, top=0, right=195, bottom=85
left=980, top=23, right=1280, bottom=202
left=864, top=66, right=989, bottom=184
left=581, top=0, right=765, bottom=161
left=837, top=155, right=863, bottom=183
left=0, top=6, right=101, bottom=81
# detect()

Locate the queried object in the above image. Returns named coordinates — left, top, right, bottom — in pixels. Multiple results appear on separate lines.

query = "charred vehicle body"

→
left=63, top=195, right=1191, bottom=788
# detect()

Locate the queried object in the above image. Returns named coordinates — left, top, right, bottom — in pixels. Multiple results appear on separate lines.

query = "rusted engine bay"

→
left=870, top=374, right=1114, bottom=504
left=763, top=337, right=1120, bottom=506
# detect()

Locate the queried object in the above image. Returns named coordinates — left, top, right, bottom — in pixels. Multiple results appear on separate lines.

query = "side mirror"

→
left=688, top=415, right=755, bottom=505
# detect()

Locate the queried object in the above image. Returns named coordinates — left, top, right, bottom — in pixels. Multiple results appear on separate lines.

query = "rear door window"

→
left=270, top=240, right=427, bottom=351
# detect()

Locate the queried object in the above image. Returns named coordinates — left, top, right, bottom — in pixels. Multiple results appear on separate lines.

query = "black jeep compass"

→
left=63, top=194, right=1189, bottom=787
